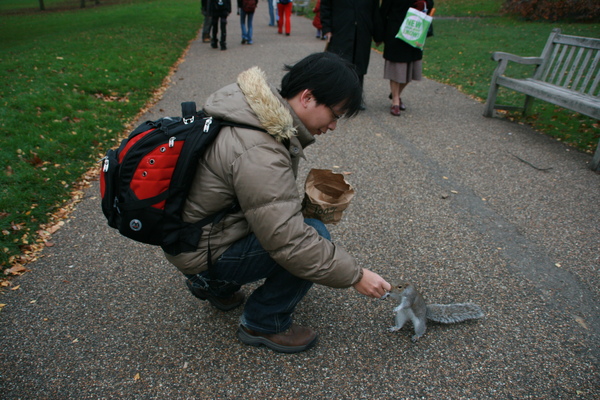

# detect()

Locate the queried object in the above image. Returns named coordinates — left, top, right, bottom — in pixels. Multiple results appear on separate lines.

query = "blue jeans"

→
left=268, top=0, right=275, bottom=25
left=239, top=10, right=254, bottom=43
left=186, top=219, right=330, bottom=334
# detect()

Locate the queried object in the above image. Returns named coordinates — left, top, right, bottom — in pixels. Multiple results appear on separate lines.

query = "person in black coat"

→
left=209, top=0, right=232, bottom=50
left=381, top=0, right=432, bottom=116
left=321, top=0, right=383, bottom=108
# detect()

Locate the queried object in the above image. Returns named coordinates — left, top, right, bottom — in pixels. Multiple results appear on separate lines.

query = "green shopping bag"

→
left=395, top=7, right=433, bottom=49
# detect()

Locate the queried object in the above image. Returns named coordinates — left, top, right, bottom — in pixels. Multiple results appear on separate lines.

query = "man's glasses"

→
left=328, top=106, right=344, bottom=121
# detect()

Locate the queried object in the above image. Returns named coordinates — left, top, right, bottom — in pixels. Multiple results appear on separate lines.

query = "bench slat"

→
left=590, top=53, right=600, bottom=96
left=495, top=77, right=600, bottom=120
left=572, top=49, right=592, bottom=92
left=581, top=52, right=600, bottom=95
left=554, top=34, right=600, bottom=50
left=557, top=46, right=577, bottom=87
left=565, top=47, right=585, bottom=89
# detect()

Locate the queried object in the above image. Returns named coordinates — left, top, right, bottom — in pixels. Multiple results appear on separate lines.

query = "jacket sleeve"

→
left=320, top=0, right=332, bottom=35
left=372, top=0, right=384, bottom=43
left=230, top=140, right=362, bottom=288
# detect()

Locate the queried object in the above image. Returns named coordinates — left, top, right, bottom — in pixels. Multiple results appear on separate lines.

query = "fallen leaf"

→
left=575, top=316, right=589, bottom=330
left=11, top=285, right=20, bottom=291
left=5, top=264, right=27, bottom=275
left=134, top=373, right=141, bottom=381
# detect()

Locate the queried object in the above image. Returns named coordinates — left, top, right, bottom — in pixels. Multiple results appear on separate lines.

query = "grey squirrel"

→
left=380, top=282, right=484, bottom=342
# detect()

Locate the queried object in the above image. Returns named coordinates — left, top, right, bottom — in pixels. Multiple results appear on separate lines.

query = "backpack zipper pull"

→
left=102, top=157, right=110, bottom=172
left=203, top=117, right=213, bottom=132
left=169, top=137, right=176, bottom=147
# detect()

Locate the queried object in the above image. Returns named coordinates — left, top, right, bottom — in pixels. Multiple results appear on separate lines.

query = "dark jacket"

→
left=209, top=0, right=231, bottom=17
left=320, top=0, right=383, bottom=76
left=380, top=0, right=432, bottom=63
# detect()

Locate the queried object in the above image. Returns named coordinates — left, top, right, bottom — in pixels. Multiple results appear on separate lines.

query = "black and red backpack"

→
left=100, top=101, right=262, bottom=256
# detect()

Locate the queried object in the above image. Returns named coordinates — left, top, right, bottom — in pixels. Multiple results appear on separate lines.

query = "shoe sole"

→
left=237, top=326, right=318, bottom=354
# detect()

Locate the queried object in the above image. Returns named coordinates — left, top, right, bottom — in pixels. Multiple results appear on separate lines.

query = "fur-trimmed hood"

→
left=203, top=66, right=314, bottom=148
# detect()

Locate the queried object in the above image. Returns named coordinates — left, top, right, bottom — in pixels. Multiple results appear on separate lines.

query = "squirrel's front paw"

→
left=388, top=326, right=401, bottom=332
left=411, top=334, right=422, bottom=342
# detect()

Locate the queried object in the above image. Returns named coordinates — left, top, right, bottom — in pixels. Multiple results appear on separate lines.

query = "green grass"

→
left=0, top=0, right=200, bottom=270
left=434, top=0, right=504, bottom=17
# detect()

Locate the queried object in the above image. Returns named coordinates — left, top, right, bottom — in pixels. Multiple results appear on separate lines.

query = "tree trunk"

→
left=39, top=0, right=45, bottom=10
left=81, top=0, right=86, bottom=8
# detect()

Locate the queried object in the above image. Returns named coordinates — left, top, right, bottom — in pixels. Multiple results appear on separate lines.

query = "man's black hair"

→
left=280, top=52, right=363, bottom=118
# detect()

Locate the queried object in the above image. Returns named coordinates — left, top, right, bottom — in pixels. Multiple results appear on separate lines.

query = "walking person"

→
left=320, top=0, right=383, bottom=109
left=164, top=52, right=391, bottom=354
left=312, top=0, right=323, bottom=39
left=201, top=0, right=213, bottom=43
left=277, top=0, right=292, bottom=36
left=238, top=0, right=258, bottom=44
left=381, top=0, right=433, bottom=116
left=210, top=0, right=232, bottom=50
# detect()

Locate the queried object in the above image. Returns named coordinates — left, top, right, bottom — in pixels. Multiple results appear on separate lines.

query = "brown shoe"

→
left=186, top=280, right=245, bottom=311
left=399, top=98, right=407, bottom=111
left=237, top=324, right=318, bottom=353
left=390, top=105, right=401, bottom=116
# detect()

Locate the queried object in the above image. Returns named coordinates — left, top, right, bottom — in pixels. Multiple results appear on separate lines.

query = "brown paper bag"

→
left=301, top=169, right=355, bottom=224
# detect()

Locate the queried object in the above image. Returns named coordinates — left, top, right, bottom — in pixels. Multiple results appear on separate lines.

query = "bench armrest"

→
left=490, top=52, right=545, bottom=78
left=491, top=52, right=544, bottom=65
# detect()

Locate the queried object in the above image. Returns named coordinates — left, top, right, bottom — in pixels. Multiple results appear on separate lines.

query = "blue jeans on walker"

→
left=239, top=10, right=254, bottom=43
left=186, top=218, right=330, bottom=334
left=268, top=0, right=275, bottom=25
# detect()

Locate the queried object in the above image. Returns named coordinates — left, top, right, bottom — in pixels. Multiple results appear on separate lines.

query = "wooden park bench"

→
left=483, top=28, right=600, bottom=171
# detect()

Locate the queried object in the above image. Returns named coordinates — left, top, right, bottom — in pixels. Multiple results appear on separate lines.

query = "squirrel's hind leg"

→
left=411, top=315, right=426, bottom=342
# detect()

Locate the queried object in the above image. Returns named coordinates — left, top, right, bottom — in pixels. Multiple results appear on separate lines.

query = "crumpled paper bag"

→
left=301, top=169, right=355, bottom=224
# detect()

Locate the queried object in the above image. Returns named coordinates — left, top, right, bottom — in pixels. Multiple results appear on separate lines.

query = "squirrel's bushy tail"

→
left=425, top=303, right=484, bottom=324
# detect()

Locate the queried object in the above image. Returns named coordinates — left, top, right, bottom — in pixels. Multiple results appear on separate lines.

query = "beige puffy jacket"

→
left=165, top=67, right=362, bottom=288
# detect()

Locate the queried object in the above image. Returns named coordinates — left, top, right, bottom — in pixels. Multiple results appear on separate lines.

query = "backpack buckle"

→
left=183, top=115, right=195, bottom=125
